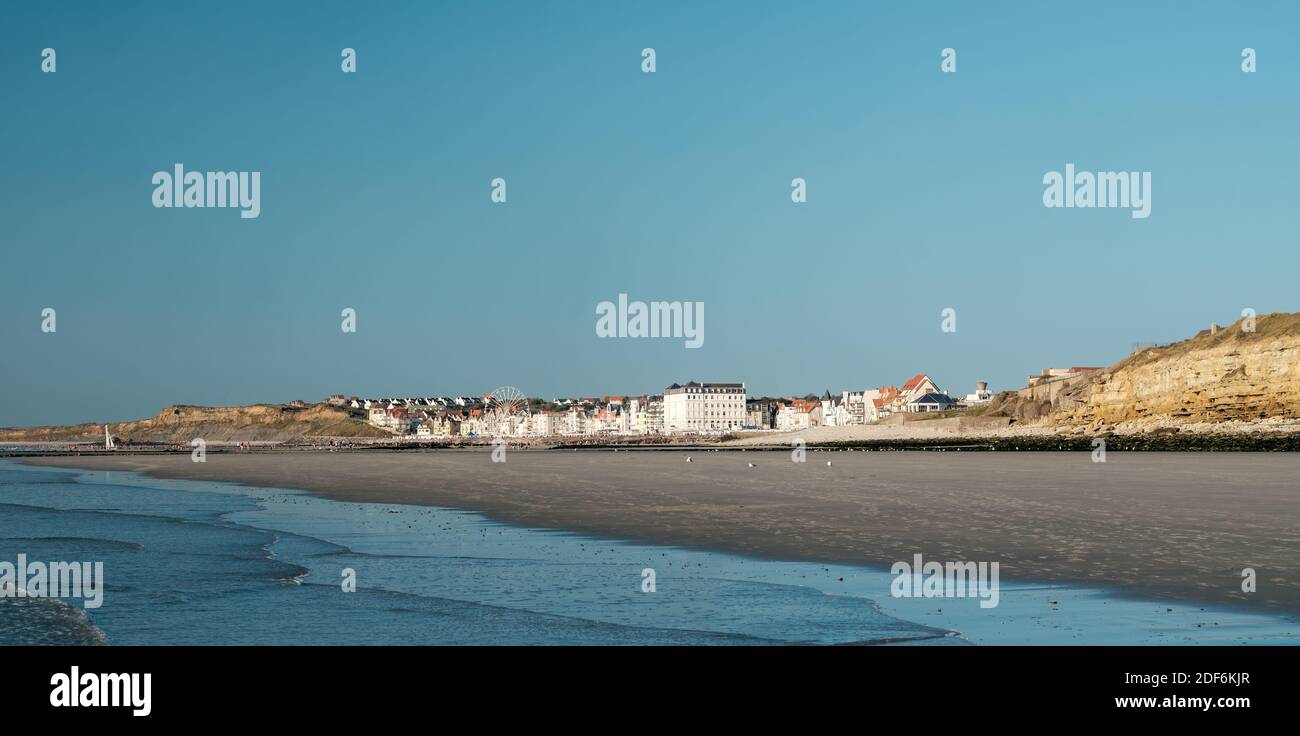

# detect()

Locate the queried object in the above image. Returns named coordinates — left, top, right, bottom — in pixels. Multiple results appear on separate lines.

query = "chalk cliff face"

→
left=1056, top=313, right=1300, bottom=428
left=0, top=403, right=389, bottom=444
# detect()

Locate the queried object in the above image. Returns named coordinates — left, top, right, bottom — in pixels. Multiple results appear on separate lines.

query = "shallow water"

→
left=0, top=461, right=1294, bottom=645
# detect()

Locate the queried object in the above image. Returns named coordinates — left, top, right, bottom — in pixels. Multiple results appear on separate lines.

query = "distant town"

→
left=334, top=368, right=1101, bottom=440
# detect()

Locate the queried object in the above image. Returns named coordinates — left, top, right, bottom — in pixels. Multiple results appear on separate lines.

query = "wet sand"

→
left=21, top=450, right=1300, bottom=615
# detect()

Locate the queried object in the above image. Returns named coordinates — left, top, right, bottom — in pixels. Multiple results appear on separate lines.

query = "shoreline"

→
left=8, top=428, right=1300, bottom=454
left=17, top=449, right=1300, bottom=619
left=7, top=417, right=1300, bottom=454
left=13, top=459, right=1296, bottom=645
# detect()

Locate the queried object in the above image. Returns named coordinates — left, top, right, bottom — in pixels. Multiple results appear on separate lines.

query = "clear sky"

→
left=2, top=1, right=1298, bottom=426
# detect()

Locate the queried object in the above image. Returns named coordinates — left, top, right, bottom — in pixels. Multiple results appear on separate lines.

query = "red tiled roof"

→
left=900, top=374, right=929, bottom=391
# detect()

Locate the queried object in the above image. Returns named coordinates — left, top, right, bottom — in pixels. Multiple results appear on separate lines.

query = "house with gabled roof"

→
left=908, top=392, right=958, bottom=413
left=900, top=374, right=941, bottom=400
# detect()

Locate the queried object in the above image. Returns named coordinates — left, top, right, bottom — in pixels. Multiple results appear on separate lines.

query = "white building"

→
left=663, top=381, right=747, bottom=433
left=820, top=390, right=851, bottom=427
left=963, top=381, right=994, bottom=405
left=775, top=400, right=820, bottom=430
left=563, top=408, right=588, bottom=436
left=529, top=411, right=566, bottom=437
left=642, top=396, right=664, bottom=434
left=624, top=398, right=644, bottom=435
left=855, top=389, right=882, bottom=422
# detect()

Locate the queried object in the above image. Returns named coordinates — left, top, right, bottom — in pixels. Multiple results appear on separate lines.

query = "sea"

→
left=1, top=459, right=1295, bottom=645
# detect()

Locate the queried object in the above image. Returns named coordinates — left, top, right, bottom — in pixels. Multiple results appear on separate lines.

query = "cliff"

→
left=0, top=403, right=391, bottom=444
left=989, top=313, right=1300, bottom=430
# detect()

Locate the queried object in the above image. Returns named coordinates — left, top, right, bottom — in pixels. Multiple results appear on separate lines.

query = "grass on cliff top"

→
left=1114, top=312, right=1300, bottom=372
left=0, top=402, right=389, bottom=441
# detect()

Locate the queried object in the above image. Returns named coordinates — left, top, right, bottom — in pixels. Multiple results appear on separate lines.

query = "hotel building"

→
left=663, top=381, right=747, bottom=433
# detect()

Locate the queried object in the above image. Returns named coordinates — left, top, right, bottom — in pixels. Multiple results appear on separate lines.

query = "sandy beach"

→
left=20, top=450, right=1300, bottom=616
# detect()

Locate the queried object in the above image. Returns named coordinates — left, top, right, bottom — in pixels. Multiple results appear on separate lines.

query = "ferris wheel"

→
left=484, top=386, right=528, bottom=433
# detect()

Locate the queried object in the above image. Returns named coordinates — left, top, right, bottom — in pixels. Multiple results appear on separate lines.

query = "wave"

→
left=0, top=596, right=111, bottom=646
left=0, top=461, right=974, bottom=645
left=291, top=580, right=786, bottom=645
left=0, top=536, right=145, bottom=551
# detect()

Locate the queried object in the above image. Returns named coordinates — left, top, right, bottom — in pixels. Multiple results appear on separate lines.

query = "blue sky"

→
left=2, top=1, right=1298, bottom=426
